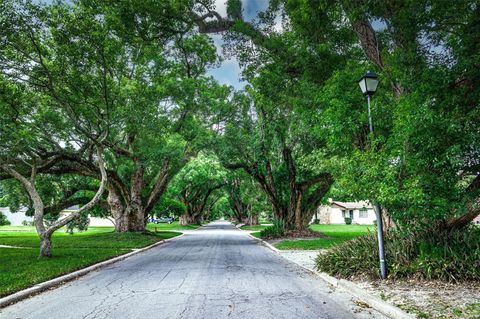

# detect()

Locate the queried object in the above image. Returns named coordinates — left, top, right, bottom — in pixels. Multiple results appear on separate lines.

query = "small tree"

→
left=1, top=147, right=107, bottom=257
left=155, top=197, right=187, bottom=219
left=0, top=212, right=10, bottom=226
left=66, top=213, right=90, bottom=234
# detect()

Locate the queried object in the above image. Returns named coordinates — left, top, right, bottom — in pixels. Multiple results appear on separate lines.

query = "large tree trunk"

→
left=106, top=158, right=174, bottom=232
left=108, top=186, right=146, bottom=232
left=106, top=161, right=149, bottom=232
left=241, top=215, right=258, bottom=226
left=179, top=213, right=203, bottom=225
left=291, top=189, right=305, bottom=230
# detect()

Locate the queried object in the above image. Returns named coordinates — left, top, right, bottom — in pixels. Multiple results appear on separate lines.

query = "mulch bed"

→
left=354, top=279, right=480, bottom=319
left=262, top=229, right=326, bottom=241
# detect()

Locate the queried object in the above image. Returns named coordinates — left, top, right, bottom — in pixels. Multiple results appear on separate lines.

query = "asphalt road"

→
left=1, top=221, right=387, bottom=319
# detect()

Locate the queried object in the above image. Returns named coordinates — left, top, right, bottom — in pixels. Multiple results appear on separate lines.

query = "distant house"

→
left=313, top=200, right=376, bottom=225
left=0, top=206, right=114, bottom=227
left=0, top=207, right=33, bottom=226
left=59, top=207, right=114, bottom=227
left=474, top=214, right=480, bottom=225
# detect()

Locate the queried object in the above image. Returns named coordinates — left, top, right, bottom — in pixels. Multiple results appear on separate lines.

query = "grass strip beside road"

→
left=273, top=224, right=374, bottom=250
left=146, top=221, right=202, bottom=231
left=0, top=228, right=181, bottom=297
left=240, top=225, right=268, bottom=232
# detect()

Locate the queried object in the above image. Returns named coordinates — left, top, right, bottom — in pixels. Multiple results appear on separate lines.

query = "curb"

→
left=0, top=232, right=184, bottom=309
left=247, top=233, right=280, bottom=253
left=338, top=279, right=413, bottom=319
left=248, top=234, right=413, bottom=319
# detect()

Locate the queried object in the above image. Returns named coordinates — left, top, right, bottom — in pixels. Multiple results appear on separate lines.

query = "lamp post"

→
left=358, top=70, right=387, bottom=279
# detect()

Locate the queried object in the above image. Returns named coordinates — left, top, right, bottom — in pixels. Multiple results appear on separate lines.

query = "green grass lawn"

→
left=146, top=221, right=202, bottom=231
left=240, top=224, right=268, bottom=231
left=0, top=226, right=181, bottom=297
left=274, top=224, right=374, bottom=250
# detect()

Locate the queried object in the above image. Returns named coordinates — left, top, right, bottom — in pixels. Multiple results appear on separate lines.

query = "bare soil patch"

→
left=354, top=279, right=480, bottom=319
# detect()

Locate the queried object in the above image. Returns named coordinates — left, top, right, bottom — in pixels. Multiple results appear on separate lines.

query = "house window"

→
left=359, top=209, right=368, bottom=218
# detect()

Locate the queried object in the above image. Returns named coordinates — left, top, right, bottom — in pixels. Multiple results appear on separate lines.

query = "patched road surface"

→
left=1, top=221, right=388, bottom=319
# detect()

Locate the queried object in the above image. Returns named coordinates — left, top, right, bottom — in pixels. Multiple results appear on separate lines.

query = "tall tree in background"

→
left=215, top=89, right=333, bottom=231
left=206, top=3, right=342, bottom=231
left=168, top=153, right=227, bottom=225
left=224, top=171, right=270, bottom=225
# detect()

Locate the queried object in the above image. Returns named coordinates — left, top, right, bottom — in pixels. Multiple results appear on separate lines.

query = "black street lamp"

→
left=358, top=70, right=387, bottom=279
left=358, top=70, right=379, bottom=132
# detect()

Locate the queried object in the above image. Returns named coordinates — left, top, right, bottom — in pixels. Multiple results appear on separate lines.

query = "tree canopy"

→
left=0, top=0, right=479, bottom=258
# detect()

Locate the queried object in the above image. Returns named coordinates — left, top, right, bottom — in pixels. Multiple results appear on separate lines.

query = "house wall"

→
left=59, top=211, right=114, bottom=227
left=473, top=214, right=480, bottom=225
left=330, top=208, right=346, bottom=224
left=311, top=205, right=331, bottom=224
left=88, top=216, right=115, bottom=227
left=0, top=207, right=33, bottom=226
left=354, top=208, right=376, bottom=225
left=330, top=208, right=376, bottom=225
left=1, top=207, right=114, bottom=227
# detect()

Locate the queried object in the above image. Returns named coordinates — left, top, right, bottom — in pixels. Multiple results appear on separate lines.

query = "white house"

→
left=313, top=200, right=376, bottom=225
left=474, top=214, right=480, bottom=225
left=0, top=207, right=33, bottom=226
left=1, top=206, right=114, bottom=227
left=59, top=207, right=115, bottom=227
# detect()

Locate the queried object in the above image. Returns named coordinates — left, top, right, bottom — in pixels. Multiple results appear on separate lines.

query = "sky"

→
left=206, top=0, right=271, bottom=90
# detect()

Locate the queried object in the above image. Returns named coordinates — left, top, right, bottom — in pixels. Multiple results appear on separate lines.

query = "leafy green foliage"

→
left=168, top=152, right=227, bottom=222
left=0, top=212, right=10, bottom=226
left=316, top=226, right=480, bottom=281
left=0, top=0, right=230, bottom=234
left=260, top=219, right=285, bottom=239
left=66, top=214, right=90, bottom=234
left=155, top=197, right=186, bottom=218
left=276, top=0, right=480, bottom=232
left=208, top=195, right=229, bottom=221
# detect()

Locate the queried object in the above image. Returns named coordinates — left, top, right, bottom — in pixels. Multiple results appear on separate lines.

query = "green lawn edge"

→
left=0, top=230, right=181, bottom=297
left=247, top=224, right=375, bottom=251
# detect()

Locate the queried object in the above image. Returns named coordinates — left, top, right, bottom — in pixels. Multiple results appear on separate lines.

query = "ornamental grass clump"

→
left=260, top=219, right=285, bottom=239
left=315, top=226, right=480, bottom=281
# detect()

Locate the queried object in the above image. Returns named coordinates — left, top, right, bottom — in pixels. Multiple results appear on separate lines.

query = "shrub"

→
left=344, top=217, right=352, bottom=225
left=66, top=214, right=90, bottom=234
left=260, top=219, right=285, bottom=239
left=313, top=219, right=320, bottom=224
left=156, top=198, right=186, bottom=218
left=0, top=212, right=11, bottom=226
left=315, top=226, right=480, bottom=281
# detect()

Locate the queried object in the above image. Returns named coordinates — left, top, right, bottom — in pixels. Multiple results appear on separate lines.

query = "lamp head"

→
left=358, top=71, right=379, bottom=96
